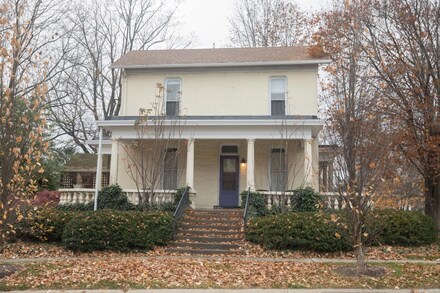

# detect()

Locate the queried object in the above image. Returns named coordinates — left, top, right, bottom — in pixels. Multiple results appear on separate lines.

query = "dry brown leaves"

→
left=1, top=241, right=439, bottom=260
left=2, top=258, right=440, bottom=290
left=0, top=242, right=167, bottom=260
left=241, top=242, right=440, bottom=261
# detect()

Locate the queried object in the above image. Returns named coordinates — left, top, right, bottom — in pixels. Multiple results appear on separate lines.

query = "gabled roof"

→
left=111, top=47, right=330, bottom=69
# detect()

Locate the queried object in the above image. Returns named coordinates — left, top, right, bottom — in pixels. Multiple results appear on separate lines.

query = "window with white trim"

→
left=165, top=78, right=181, bottom=116
left=163, top=148, right=178, bottom=189
left=270, top=148, right=287, bottom=191
left=270, top=77, right=286, bottom=115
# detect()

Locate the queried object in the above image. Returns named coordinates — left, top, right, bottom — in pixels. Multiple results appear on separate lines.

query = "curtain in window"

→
left=271, top=78, right=286, bottom=115
left=163, top=148, right=178, bottom=189
left=165, top=79, right=180, bottom=116
left=270, top=148, right=287, bottom=191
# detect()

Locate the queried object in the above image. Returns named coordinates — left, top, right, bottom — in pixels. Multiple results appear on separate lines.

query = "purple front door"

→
left=219, top=156, right=239, bottom=207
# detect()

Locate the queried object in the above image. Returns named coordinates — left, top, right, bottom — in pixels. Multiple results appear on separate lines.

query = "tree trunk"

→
left=355, top=233, right=366, bottom=271
left=425, top=177, right=440, bottom=230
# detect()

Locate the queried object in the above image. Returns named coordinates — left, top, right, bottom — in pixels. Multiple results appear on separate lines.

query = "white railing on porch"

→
left=258, top=191, right=344, bottom=210
left=123, top=189, right=175, bottom=205
left=58, top=188, right=176, bottom=206
left=259, top=191, right=293, bottom=209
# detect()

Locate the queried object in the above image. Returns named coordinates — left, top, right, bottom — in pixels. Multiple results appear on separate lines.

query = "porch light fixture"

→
left=240, top=158, right=246, bottom=168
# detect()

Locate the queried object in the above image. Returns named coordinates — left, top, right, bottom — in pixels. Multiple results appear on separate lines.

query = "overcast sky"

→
left=177, top=0, right=332, bottom=48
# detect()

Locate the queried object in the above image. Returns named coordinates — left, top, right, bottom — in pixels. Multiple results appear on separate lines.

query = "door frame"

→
left=218, top=155, right=240, bottom=207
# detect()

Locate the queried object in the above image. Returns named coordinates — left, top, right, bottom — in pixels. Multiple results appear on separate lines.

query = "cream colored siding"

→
left=115, top=140, right=187, bottom=190
left=121, top=67, right=318, bottom=117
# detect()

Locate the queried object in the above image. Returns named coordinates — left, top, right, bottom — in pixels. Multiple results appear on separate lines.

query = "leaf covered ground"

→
left=1, top=240, right=439, bottom=261
left=1, top=241, right=439, bottom=290
left=1, top=258, right=440, bottom=290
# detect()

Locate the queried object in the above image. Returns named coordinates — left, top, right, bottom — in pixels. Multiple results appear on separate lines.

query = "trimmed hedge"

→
left=23, top=208, right=80, bottom=242
left=95, top=184, right=136, bottom=210
left=290, top=187, right=322, bottom=212
left=241, top=188, right=323, bottom=217
left=241, top=191, right=268, bottom=217
left=366, top=210, right=438, bottom=246
left=246, top=212, right=351, bottom=252
left=62, top=210, right=173, bottom=252
left=246, top=210, right=437, bottom=252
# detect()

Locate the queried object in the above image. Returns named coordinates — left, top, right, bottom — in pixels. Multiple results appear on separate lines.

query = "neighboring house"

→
left=96, top=47, right=329, bottom=208
left=60, top=154, right=110, bottom=188
left=318, top=144, right=338, bottom=193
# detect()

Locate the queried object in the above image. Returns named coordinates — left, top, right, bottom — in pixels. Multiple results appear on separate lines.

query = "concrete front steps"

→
left=167, top=209, right=244, bottom=255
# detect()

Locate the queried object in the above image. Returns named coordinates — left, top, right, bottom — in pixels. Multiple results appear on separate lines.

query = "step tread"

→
left=175, top=235, right=242, bottom=242
left=185, top=214, right=242, bottom=219
left=166, top=247, right=244, bottom=255
left=180, top=224, right=242, bottom=230
left=183, top=218, right=242, bottom=224
left=177, top=230, right=242, bottom=236
left=170, top=242, right=241, bottom=249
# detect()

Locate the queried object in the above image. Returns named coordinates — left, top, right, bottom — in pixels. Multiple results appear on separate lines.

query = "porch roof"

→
left=97, top=115, right=324, bottom=140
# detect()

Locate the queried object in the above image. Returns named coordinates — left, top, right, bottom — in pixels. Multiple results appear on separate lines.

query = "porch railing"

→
left=258, top=191, right=294, bottom=209
left=242, top=187, right=251, bottom=234
left=258, top=191, right=344, bottom=210
left=172, top=186, right=190, bottom=239
left=58, top=188, right=177, bottom=206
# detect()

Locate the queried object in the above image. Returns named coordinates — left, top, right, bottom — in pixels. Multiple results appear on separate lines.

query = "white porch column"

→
left=304, top=139, right=313, bottom=187
left=109, top=137, right=119, bottom=184
left=247, top=139, right=256, bottom=191
left=186, top=138, right=195, bottom=189
left=94, top=128, right=103, bottom=211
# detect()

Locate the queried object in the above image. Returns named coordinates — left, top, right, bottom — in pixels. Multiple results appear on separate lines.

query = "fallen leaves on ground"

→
left=1, top=241, right=439, bottom=261
left=1, top=258, right=440, bottom=290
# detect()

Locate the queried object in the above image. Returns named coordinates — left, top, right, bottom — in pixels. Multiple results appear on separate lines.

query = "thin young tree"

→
left=121, top=84, right=184, bottom=208
left=312, top=1, right=391, bottom=271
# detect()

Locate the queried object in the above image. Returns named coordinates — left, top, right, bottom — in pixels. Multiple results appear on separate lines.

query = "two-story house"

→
left=96, top=47, right=329, bottom=209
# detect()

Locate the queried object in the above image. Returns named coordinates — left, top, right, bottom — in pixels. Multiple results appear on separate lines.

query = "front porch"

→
left=109, top=138, right=319, bottom=209
left=87, top=116, right=324, bottom=209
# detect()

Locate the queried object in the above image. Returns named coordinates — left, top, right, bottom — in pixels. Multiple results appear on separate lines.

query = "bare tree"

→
left=121, top=84, right=184, bottom=208
left=357, top=0, right=440, bottom=228
left=228, top=0, right=311, bottom=47
left=262, top=121, right=315, bottom=211
left=312, top=1, right=391, bottom=272
left=48, top=0, right=193, bottom=152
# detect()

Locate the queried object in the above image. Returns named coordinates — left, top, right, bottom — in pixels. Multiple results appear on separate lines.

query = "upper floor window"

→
left=270, top=77, right=287, bottom=116
left=165, top=78, right=181, bottom=116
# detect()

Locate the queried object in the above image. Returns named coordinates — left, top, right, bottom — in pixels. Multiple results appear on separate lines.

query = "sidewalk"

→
left=4, top=289, right=440, bottom=293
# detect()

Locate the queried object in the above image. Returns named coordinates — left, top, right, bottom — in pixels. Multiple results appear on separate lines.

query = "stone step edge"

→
left=169, top=243, right=241, bottom=249
left=179, top=225, right=243, bottom=231
left=175, top=236, right=242, bottom=242
left=182, top=219, right=243, bottom=224
left=166, top=247, right=244, bottom=255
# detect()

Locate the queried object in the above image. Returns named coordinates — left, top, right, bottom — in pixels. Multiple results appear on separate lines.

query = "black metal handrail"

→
left=172, top=186, right=190, bottom=239
left=243, top=187, right=251, bottom=234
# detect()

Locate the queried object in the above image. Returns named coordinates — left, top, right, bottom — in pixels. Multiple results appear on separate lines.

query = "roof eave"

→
left=109, top=59, right=331, bottom=69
